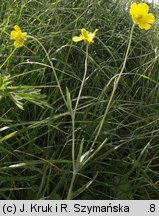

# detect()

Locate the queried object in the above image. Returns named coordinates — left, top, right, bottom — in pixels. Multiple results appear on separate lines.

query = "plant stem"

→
left=74, top=44, right=89, bottom=116
left=0, top=48, right=16, bottom=73
left=28, top=35, right=67, bottom=106
left=67, top=170, right=77, bottom=200
left=90, top=24, right=135, bottom=152
left=67, top=44, right=89, bottom=199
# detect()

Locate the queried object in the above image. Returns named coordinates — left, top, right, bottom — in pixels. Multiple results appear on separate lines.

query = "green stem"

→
left=28, top=35, right=67, bottom=106
left=89, top=24, right=135, bottom=152
left=72, top=44, right=89, bottom=168
left=74, top=44, right=89, bottom=116
left=67, top=170, right=77, bottom=200
left=67, top=44, right=89, bottom=200
left=0, top=48, right=16, bottom=72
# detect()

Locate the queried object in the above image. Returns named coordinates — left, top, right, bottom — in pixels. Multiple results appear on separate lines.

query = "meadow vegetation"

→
left=0, top=0, right=159, bottom=199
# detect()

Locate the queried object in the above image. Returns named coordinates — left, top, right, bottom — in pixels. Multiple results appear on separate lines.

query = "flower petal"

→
left=81, top=28, right=89, bottom=38
left=14, top=25, right=22, bottom=33
left=130, top=3, right=138, bottom=15
left=89, top=29, right=98, bottom=41
left=10, top=30, right=18, bottom=40
left=139, top=22, right=151, bottom=30
left=22, top=32, right=27, bottom=39
left=146, top=13, right=155, bottom=24
left=14, top=40, right=22, bottom=48
left=138, top=3, right=149, bottom=14
left=93, top=29, right=98, bottom=34
left=72, top=36, right=83, bottom=42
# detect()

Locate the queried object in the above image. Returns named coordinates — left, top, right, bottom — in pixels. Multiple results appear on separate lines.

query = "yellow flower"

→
left=72, top=28, right=98, bottom=44
left=130, top=3, right=155, bottom=30
left=10, top=25, right=27, bottom=48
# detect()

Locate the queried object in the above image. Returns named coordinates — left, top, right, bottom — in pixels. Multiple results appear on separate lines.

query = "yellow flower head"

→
left=72, top=28, right=98, bottom=44
left=10, top=25, right=27, bottom=48
left=130, top=3, right=155, bottom=30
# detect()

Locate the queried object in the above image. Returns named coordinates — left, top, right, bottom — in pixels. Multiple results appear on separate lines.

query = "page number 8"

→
left=149, top=204, right=155, bottom=212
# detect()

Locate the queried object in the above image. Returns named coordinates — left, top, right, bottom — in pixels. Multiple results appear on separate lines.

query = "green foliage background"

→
left=0, top=0, right=159, bottom=199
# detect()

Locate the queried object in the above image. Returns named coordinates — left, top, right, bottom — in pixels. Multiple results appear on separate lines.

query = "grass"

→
left=0, top=0, right=159, bottom=199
